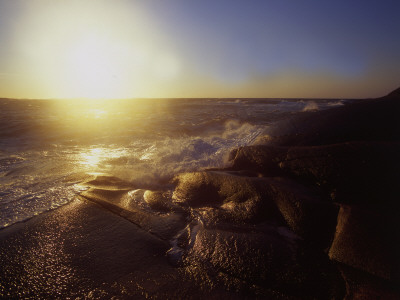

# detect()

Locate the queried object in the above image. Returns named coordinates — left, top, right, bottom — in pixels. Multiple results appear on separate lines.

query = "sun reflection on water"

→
left=78, top=147, right=129, bottom=168
left=79, top=148, right=103, bottom=167
left=87, top=108, right=107, bottom=119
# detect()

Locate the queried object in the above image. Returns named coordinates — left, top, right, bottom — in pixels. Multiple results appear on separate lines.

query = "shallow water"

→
left=0, top=97, right=345, bottom=229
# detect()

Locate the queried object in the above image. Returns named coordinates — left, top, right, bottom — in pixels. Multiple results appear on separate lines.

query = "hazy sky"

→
left=0, top=0, right=399, bottom=99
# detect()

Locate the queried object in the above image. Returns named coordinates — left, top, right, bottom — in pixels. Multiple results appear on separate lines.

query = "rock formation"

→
left=77, top=87, right=400, bottom=298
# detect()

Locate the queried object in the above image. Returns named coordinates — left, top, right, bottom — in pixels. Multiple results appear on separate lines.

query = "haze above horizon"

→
left=0, top=0, right=399, bottom=99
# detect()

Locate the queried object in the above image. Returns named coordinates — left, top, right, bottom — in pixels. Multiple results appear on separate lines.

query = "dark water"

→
left=0, top=97, right=345, bottom=229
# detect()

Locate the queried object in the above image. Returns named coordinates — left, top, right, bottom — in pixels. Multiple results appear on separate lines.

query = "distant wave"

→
left=302, top=101, right=319, bottom=111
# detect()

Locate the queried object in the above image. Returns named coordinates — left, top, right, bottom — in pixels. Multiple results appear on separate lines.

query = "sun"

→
left=12, top=1, right=182, bottom=100
left=64, top=34, right=129, bottom=99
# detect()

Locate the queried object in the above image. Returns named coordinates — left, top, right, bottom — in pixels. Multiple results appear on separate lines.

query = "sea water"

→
left=0, top=97, right=345, bottom=229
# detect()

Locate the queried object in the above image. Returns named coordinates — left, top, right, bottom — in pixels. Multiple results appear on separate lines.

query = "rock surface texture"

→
left=1, top=89, right=399, bottom=299
left=174, top=88, right=399, bottom=298
left=80, top=88, right=399, bottom=298
left=220, top=89, right=400, bottom=298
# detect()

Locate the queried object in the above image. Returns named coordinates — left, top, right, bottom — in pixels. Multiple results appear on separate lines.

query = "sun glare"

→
left=80, top=148, right=103, bottom=167
left=14, top=1, right=181, bottom=99
left=65, top=34, right=129, bottom=99
left=78, top=147, right=128, bottom=169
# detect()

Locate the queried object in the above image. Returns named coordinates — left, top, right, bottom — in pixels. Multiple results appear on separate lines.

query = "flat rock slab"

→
left=81, top=188, right=186, bottom=241
left=0, top=199, right=199, bottom=299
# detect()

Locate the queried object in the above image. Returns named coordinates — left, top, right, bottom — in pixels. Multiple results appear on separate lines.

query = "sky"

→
left=0, top=0, right=399, bottom=99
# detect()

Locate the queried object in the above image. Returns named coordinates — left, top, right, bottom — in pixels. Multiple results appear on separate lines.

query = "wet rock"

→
left=172, top=171, right=284, bottom=225
left=279, top=142, right=400, bottom=206
left=80, top=184, right=187, bottom=241
left=229, top=140, right=400, bottom=210
left=0, top=199, right=226, bottom=299
left=185, top=224, right=345, bottom=299
left=329, top=205, right=399, bottom=282
left=173, top=170, right=339, bottom=248
left=268, top=95, right=400, bottom=146
left=208, top=90, right=400, bottom=297
left=143, top=190, right=173, bottom=212
left=267, top=177, right=339, bottom=249
left=81, top=188, right=130, bottom=205
left=228, top=145, right=285, bottom=175
left=73, top=89, right=400, bottom=298
left=338, top=264, right=400, bottom=300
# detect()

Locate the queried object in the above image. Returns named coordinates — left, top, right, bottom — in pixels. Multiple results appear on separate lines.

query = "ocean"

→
left=0, top=97, right=345, bottom=229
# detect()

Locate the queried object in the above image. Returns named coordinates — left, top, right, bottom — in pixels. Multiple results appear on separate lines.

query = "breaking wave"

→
left=0, top=97, right=347, bottom=228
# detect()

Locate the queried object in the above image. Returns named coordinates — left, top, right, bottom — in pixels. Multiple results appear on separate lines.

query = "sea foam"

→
left=0, top=97, right=345, bottom=228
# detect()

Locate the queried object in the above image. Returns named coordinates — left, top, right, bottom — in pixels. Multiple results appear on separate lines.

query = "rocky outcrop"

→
left=78, top=87, right=400, bottom=298
left=385, top=86, right=400, bottom=98
left=224, top=88, right=400, bottom=297
left=185, top=224, right=344, bottom=299
left=181, top=88, right=400, bottom=297
left=279, top=142, right=400, bottom=206
left=172, top=171, right=284, bottom=225
left=167, top=171, right=345, bottom=298
left=266, top=93, right=400, bottom=146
